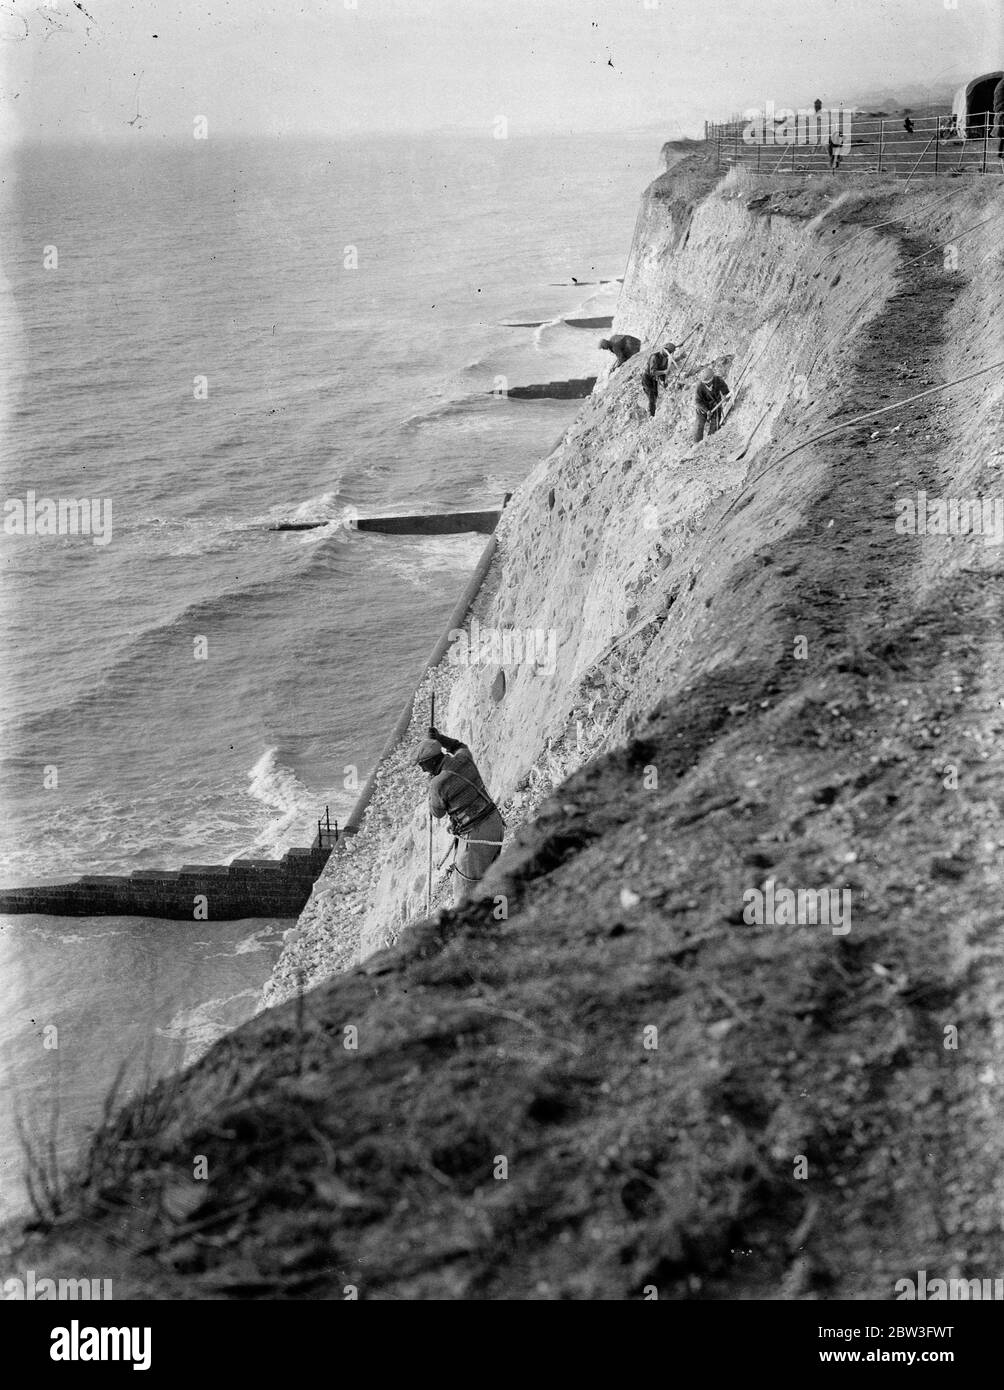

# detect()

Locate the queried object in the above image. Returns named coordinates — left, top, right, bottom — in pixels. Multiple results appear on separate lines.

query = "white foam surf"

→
left=243, top=747, right=317, bottom=856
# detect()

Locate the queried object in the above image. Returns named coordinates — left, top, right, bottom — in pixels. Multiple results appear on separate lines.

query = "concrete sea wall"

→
left=0, top=845, right=332, bottom=919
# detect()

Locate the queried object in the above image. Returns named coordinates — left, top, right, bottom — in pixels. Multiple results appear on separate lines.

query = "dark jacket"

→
left=695, top=376, right=730, bottom=416
left=605, top=334, right=641, bottom=366
left=645, top=347, right=674, bottom=382
left=429, top=736, right=496, bottom=836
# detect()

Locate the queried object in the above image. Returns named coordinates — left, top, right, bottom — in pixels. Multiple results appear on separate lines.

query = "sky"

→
left=0, top=0, right=1001, bottom=143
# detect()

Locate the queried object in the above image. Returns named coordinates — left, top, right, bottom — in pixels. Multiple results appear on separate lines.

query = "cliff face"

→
left=263, top=157, right=907, bottom=1008
left=11, top=154, right=1004, bottom=1300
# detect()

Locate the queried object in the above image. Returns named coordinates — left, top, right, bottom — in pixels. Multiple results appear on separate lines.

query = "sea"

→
left=0, top=131, right=655, bottom=1221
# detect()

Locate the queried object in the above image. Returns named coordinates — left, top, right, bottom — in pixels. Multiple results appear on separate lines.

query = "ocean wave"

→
left=482, top=473, right=518, bottom=498
left=0, top=786, right=257, bottom=886
left=276, top=490, right=343, bottom=524
left=401, top=370, right=592, bottom=429
left=132, top=514, right=265, bottom=559
left=532, top=315, right=565, bottom=349
left=5, top=584, right=290, bottom=739
left=233, top=923, right=286, bottom=955
left=5, top=526, right=361, bottom=740
left=131, top=487, right=358, bottom=554
left=241, top=747, right=318, bottom=857
left=555, top=281, right=623, bottom=327
left=369, top=532, right=486, bottom=588
left=156, top=987, right=263, bottom=1066
left=294, top=518, right=360, bottom=546
left=398, top=291, right=615, bottom=428
left=400, top=393, right=496, bottom=430
left=266, top=489, right=378, bottom=543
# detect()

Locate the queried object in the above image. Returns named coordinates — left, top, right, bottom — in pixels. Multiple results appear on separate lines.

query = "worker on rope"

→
left=694, top=366, right=731, bottom=442
left=641, top=341, right=680, bottom=417
left=415, top=726, right=505, bottom=906
left=598, top=333, right=641, bottom=369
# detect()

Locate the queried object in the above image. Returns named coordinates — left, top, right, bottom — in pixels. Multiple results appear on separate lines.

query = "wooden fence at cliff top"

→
left=704, top=111, right=1002, bottom=178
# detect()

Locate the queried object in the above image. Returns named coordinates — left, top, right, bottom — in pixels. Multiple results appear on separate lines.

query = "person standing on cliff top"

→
left=415, top=727, right=505, bottom=906
left=694, top=366, right=731, bottom=442
left=598, top=333, right=641, bottom=369
left=641, top=342, right=679, bottom=417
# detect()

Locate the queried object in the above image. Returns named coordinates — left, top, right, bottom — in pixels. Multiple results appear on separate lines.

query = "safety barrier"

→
left=705, top=111, right=1002, bottom=178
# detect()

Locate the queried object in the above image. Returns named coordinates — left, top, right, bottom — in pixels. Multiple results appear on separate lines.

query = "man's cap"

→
left=415, top=738, right=443, bottom=767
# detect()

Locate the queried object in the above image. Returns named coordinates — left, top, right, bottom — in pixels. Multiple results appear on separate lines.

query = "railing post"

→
left=878, top=118, right=884, bottom=173
left=934, top=126, right=940, bottom=177
left=325, top=805, right=331, bottom=835
left=904, top=132, right=937, bottom=188
left=733, top=122, right=739, bottom=165
left=791, top=138, right=796, bottom=172
left=983, top=111, right=990, bottom=174
left=756, top=140, right=761, bottom=174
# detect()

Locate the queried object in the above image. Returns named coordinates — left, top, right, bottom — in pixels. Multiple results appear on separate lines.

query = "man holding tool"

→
left=641, top=342, right=679, bottom=416
left=642, top=320, right=703, bottom=415
left=694, top=366, right=731, bottom=442
left=415, top=726, right=505, bottom=906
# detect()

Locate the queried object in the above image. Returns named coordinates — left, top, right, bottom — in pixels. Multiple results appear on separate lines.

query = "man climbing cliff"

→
left=415, top=727, right=505, bottom=905
left=598, top=333, right=641, bottom=369
left=641, top=342, right=679, bottom=417
left=694, top=366, right=731, bottom=442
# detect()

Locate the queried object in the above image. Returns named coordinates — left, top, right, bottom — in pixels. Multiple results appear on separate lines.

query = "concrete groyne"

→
left=0, top=844, right=332, bottom=919
left=270, top=508, right=503, bottom=535
left=505, top=376, right=597, bottom=400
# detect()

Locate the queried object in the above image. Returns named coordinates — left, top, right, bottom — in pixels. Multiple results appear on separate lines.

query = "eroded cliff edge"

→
left=9, top=151, right=1004, bottom=1298
left=262, top=150, right=970, bottom=1007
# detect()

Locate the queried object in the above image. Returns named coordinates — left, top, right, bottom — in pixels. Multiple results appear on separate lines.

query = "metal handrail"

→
left=316, top=805, right=338, bottom=849
left=705, top=109, right=1000, bottom=178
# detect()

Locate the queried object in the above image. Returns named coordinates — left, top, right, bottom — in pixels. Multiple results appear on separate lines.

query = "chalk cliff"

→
left=263, top=153, right=915, bottom=1007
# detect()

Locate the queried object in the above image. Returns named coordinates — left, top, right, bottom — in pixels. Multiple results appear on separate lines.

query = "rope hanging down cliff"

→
left=714, top=357, right=1004, bottom=533
left=810, top=188, right=959, bottom=277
